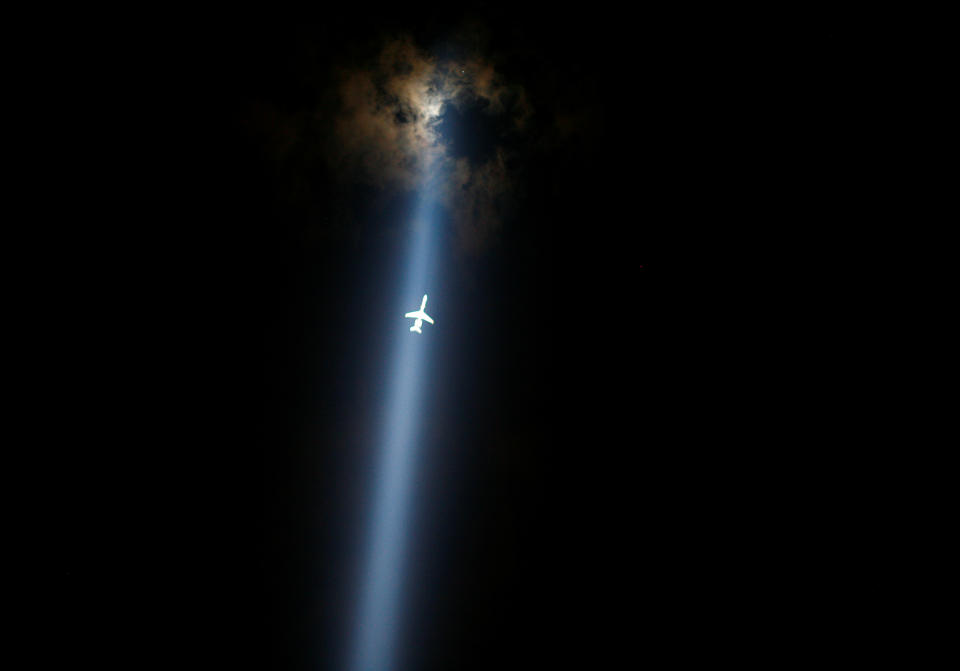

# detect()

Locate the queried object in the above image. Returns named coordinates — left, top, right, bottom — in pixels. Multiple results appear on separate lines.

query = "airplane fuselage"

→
left=405, top=294, right=433, bottom=334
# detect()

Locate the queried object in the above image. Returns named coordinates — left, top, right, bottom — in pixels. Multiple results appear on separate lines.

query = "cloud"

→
left=444, top=148, right=512, bottom=253
left=328, top=36, right=446, bottom=188
left=325, top=35, right=528, bottom=253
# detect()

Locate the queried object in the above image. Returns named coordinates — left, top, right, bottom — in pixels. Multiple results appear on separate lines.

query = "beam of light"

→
left=348, top=192, right=441, bottom=671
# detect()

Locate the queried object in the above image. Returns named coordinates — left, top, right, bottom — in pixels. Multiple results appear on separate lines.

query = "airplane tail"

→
left=410, top=324, right=422, bottom=334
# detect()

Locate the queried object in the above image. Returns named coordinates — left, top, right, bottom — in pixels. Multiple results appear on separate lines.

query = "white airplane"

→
left=404, top=294, right=434, bottom=334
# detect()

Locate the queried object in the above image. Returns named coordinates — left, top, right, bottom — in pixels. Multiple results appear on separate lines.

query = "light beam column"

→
left=349, top=193, right=440, bottom=671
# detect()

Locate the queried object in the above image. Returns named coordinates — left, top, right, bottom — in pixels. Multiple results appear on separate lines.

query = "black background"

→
left=47, top=6, right=842, bottom=669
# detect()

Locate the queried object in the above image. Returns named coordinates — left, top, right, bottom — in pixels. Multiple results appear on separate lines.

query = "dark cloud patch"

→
left=437, top=98, right=506, bottom=165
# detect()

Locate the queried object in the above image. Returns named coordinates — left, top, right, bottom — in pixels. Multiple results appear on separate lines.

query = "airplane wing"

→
left=421, top=314, right=434, bottom=324
left=405, top=310, right=420, bottom=319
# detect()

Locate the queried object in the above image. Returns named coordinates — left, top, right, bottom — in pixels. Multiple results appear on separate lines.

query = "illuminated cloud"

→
left=327, top=35, right=528, bottom=252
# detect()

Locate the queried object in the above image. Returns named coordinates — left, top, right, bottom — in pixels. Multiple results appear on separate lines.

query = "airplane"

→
left=405, top=294, right=434, bottom=334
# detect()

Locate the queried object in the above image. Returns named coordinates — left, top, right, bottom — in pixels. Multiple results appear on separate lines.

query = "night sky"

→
left=48, top=7, right=839, bottom=670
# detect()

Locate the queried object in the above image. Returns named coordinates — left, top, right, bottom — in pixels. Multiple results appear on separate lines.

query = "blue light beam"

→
left=348, top=193, right=441, bottom=671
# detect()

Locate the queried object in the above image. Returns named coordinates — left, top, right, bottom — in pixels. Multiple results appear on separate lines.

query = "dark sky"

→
left=49, top=7, right=844, bottom=670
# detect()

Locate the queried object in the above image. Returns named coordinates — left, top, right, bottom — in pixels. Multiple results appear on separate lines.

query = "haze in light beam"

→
left=347, top=194, right=441, bottom=671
